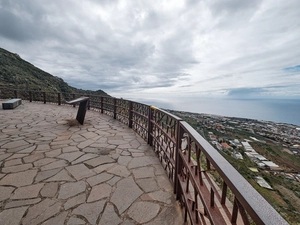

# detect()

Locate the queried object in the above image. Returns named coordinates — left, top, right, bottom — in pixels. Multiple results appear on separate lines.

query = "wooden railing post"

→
left=14, top=90, right=18, bottom=98
left=87, top=95, right=90, bottom=110
left=43, top=92, right=46, bottom=104
left=58, top=93, right=61, bottom=105
left=175, top=122, right=184, bottom=197
left=72, top=94, right=75, bottom=107
left=148, top=106, right=153, bottom=145
left=113, top=98, right=117, bottom=119
left=129, top=101, right=133, bottom=128
left=100, top=97, right=103, bottom=113
left=29, top=91, right=32, bottom=102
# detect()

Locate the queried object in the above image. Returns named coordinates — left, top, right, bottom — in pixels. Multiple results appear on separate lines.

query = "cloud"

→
left=0, top=0, right=299, bottom=100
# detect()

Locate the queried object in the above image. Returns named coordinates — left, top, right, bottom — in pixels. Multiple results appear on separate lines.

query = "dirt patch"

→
left=283, top=148, right=293, bottom=155
left=66, top=119, right=80, bottom=126
left=275, top=185, right=300, bottom=210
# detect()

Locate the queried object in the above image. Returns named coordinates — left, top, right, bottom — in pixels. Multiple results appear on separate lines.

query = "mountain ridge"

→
left=0, top=47, right=109, bottom=96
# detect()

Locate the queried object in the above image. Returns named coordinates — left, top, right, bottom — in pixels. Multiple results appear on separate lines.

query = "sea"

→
left=131, top=97, right=300, bottom=126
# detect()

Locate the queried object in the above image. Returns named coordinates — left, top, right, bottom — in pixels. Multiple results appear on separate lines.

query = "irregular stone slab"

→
left=57, top=152, right=84, bottom=162
left=62, top=146, right=79, bottom=153
left=6, top=153, right=28, bottom=160
left=0, top=186, right=15, bottom=201
left=5, top=198, right=41, bottom=209
left=128, top=202, right=160, bottom=223
left=87, top=183, right=111, bottom=202
left=2, top=140, right=28, bottom=149
left=99, top=204, right=122, bottom=225
left=140, top=193, right=153, bottom=201
left=41, top=211, right=68, bottom=225
left=71, top=135, right=86, bottom=143
left=122, top=220, right=135, bottom=225
left=71, top=153, right=99, bottom=165
left=93, top=163, right=116, bottom=174
left=58, top=181, right=86, bottom=199
left=40, top=159, right=68, bottom=171
left=117, top=143, right=132, bottom=149
left=36, top=136, right=54, bottom=141
left=84, top=156, right=115, bottom=167
left=148, top=190, right=173, bottom=204
left=33, top=158, right=57, bottom=167
left=72, top=200, right=105, bottom=224
left=67, top=217, right=86, bottom=225
left=64, top=193, right=86, bottom=210
left=138, top=145, right=151, bottom=151
left=111, top=153, right=119, bottom=160
left=22, top=199, right=61, bottom=225
left=77, top=139, right=94, bottom=149
left=18, top=145, right=36, bottom=153
left=136, top=178, right=159, bottom=193
left=144, top=206, right=183, bottom=225
left=23, top=152, right=44, bottom=163
left=35, top=168, right=61, bottom=183
left=107, top=165, right=130, bottom=177
left=50, top=139, right=72, bottom=146
left=81, top=146, right=101, bottom=154
left=0, top=153, right=12, bottom=162
left=111, top=177, right=143, bottom=214
left=40, top=182, right=59, bottom=197
left=66, top=164, right=96, bottom=180
left=107, top=176, right=121, bottom=186
left=45, top=149, right=61, bottom=157
left=131, top=152, right=145, bottom=157
left=0, top=206, right=28, bottom=225
left=107, top=139, right=128, bottom=145
left=120, top=150, right=131, bottom=156
left=118, top=155, right=132, bottom=166
left=0, top=170, right=37, bottom=187
left=2, top=163, right=33, bottom=173
left=157, top=174, right=173, bottom=192
left=4, top=158, right=22, bottom=167
left=153, top=164, right=166, bottom=175
left=129, top=139, right=141, bottom=148
left=11, top=183, right=44, bottom=199
left=55, top=131, right=73, bottom=141
left=81, top=132, right=98, bottom=139
left=132, top=166, right=154, bottom=179
left=86, top=172, right=113, bottom=186
left=128, top=156, right=161, bottom=169
left=46, top=169, right=76, bottom=182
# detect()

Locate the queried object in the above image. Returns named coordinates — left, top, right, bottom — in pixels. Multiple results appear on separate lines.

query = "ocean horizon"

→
left=130, top=97, right=300, bottom=126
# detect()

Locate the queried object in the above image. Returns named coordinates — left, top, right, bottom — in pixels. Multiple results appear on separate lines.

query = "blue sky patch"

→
left=284, top=65, right=300, bottom=72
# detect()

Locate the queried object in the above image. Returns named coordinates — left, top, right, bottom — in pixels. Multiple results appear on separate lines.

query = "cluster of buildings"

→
left=192, top=113, right=300, bottom=154
left=210, top=132, right=300, bottom=185
left=171, top=110, right=300, bottom=185
left=241, top=141, right=281, bottom=171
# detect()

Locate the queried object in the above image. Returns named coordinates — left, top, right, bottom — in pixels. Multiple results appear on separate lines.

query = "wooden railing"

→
left=0, top=88, right=288, bottom=225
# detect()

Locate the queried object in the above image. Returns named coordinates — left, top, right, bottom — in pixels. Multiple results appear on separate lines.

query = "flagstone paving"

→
left=0, top=101, right=184, bottom=225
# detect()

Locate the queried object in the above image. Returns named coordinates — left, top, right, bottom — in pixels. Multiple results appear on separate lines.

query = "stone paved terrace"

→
left=0, top=101, right=184, bottom=225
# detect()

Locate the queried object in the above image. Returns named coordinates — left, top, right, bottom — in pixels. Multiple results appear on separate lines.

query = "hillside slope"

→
left=0, top=47, right=109, bottom=96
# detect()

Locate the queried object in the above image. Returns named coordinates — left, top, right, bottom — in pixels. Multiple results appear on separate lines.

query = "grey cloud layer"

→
left=0, top=0, right=299, bottom=99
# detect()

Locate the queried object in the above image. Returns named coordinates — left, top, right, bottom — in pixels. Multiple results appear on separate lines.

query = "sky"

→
left=0, top=0, right=300, bottom=103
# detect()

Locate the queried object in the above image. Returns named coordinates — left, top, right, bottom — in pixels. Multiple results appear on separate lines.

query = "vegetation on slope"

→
left=0, top=47, right=109, bottom=96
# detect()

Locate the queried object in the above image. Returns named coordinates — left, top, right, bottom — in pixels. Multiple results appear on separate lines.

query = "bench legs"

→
left=76, top=100, right=88, bottom=125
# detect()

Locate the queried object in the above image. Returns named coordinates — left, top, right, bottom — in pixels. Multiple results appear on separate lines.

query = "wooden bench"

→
left=2, top=98, right=22, bottom=110
left=66, top=97, right=89, bottom=125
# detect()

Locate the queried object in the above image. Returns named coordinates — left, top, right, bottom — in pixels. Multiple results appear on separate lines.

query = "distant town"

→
left=170, top=110, right=300, bottom=186
left=169, top=109, right=300, bottom=222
